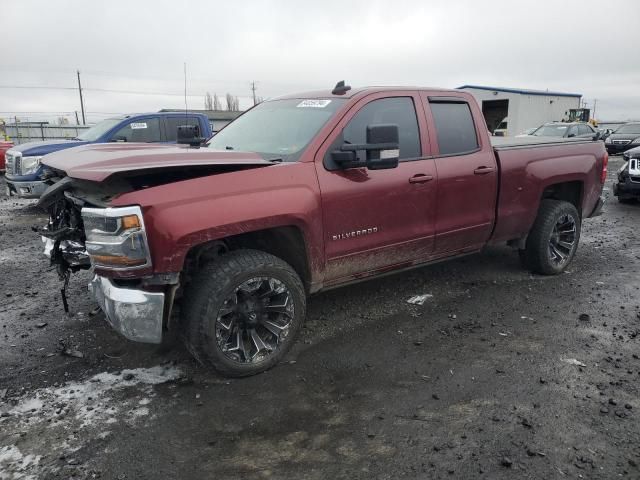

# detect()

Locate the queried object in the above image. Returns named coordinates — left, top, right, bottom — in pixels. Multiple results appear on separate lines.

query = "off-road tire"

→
left=521, top=199, right=581, bottom=275
left=182, top=249, right=306, bottom=377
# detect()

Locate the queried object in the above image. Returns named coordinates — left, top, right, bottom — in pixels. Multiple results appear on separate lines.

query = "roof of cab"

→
left=273, top=86, right=461, bottom=101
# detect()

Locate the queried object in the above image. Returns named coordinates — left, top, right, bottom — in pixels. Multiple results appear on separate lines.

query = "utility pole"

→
left=251, top=81, right=257, bottom=106
left=75, top=111, right=80, bottom=125
left=76, top=70, right=86, bottom=125
left=592, top=99, right=597, bottom=121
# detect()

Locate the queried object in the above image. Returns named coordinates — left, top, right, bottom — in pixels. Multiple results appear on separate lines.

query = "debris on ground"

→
left=61, top=348, right=84, bottom=359
left=406, top=294, right=433, bottom=306
left=562, top=358, right=587, bottom=367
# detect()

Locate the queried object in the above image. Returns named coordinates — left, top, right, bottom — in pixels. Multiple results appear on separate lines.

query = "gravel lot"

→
left=0, top=156, right=638, bottom=479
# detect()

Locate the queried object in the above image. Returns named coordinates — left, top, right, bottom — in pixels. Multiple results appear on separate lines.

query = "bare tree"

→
left=204, top=92, right=214, bottom=110
left=225, top=93, right=240, bottom=111
left=213, top=93, right=222, bottom=111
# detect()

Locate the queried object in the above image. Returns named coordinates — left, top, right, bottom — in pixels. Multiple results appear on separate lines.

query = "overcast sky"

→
left=3, top=0, right=639, bottom=124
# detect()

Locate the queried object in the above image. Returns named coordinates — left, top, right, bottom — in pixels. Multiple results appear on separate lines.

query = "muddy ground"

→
left=0, top=157, right=638, bottom=480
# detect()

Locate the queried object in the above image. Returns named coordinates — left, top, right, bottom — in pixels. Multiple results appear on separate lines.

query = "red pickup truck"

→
left=38, top=83, right=607, bottom=377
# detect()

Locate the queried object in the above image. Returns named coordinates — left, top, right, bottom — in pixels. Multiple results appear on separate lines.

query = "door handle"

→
left=409, top=174, right=434, bottom=184
left=474, top=166, right=495, bottom=175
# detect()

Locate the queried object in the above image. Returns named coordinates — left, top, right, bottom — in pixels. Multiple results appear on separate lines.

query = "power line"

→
left=0, top=85, right=76, bottom=90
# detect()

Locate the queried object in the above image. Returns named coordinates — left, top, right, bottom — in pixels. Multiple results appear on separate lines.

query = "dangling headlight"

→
left=81, top=206, right=152, bottom=270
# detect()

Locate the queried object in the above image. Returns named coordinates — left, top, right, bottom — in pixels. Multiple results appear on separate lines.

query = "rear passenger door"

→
left=421, top=94, right=498, bottom=255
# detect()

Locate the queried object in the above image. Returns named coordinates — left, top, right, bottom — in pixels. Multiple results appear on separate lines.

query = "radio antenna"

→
left=183, top=62, right=188, bottom=119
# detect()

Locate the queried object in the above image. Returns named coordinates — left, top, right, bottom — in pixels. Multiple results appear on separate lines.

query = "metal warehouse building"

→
left=457, top=85, right=582, bottom=137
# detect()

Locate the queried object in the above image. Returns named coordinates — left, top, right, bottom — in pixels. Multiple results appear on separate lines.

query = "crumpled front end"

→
left=38, top=175, right=171, bottom=344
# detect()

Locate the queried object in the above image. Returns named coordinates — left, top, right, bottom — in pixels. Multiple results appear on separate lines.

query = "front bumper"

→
left=6, top=179, right=47, bottom=198
left=88, top=275, right=165, bottom=344
left=606, top=143, right=636, bottom=155
left=613, top=178, right=640, bottom=199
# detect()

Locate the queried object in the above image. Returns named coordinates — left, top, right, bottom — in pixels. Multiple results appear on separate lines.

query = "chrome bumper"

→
left=88, top=275, right=165, bottom=344
left=6, top=179, right=48, bottom=198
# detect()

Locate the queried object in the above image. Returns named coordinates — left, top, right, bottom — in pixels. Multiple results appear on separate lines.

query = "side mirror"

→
left=593, top=131, right=602, bottom=141
left=331, top=124, right=400, bottom=170
left=177, top=124, right=204, bottom=147
left=365, top=124, right=399, bottom=170
left=567, top=133, right=576, bottom=138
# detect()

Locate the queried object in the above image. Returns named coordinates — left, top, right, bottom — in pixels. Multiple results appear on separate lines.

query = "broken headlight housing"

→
left=20, top=156, right=43, bottom=175
left=81, top=206, right=152, bottom=270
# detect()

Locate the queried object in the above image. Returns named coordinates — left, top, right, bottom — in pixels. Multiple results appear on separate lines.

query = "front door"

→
left=315, top=93, right=437, bottom=284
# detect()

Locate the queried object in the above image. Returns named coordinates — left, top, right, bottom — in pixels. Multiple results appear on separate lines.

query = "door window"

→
left=342, top=97, right=421, bottom=161
left=578, top=124, right=592, bottom=136
left=429, top=101, right=479, bottom=155
left=112, top=118, right=162, bottom=142
left=165, top=116, right=201, bottom=141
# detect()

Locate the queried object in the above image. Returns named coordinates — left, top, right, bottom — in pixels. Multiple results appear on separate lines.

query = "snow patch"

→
left=0, top=445, right=41, bottom=480
left=0, top=365, right=182, bottom=479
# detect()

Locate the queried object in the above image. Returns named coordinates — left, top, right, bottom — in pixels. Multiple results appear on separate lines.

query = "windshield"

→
left=614, top=124, right=640, bottom=135
left=76, top=118, right=124, bottom=142
left=207, top=98, right=346, bottom=161
left=531, top=124, right=568, bottom=137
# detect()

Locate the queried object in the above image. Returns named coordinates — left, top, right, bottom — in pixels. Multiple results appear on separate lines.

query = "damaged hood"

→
left=42, top=143, right=273, bottom=182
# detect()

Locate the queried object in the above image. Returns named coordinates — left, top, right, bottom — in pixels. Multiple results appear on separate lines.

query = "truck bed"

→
left=490, top=137, right=606, bottom=245
left=491, top=136, right=596, bottom=149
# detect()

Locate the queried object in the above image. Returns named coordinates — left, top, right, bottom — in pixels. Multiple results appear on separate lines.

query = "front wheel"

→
left=183, top=249, right=306, bottom=377
left=521, top=200, right=581, bottom=275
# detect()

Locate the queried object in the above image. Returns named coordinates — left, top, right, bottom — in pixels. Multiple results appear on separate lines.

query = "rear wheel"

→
left=521, top=200, right=581, bottom=275
left=183, top=249, right=306, bottom=377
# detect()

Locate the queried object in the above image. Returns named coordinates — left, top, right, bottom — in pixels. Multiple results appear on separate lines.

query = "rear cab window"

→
left=428, top=99, right=479, bottom=155
left=164, top=116, right=201, bottom=142
left=111, top=117, right=162, bottom=142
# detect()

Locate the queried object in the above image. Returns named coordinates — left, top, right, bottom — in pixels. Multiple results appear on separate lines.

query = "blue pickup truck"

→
left=5, top=112, right=212, bottom=198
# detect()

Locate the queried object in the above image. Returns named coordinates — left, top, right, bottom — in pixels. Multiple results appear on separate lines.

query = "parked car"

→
left=37, top=84, right=607, bottom=377
left=515, top=127, right=537, bottom=137
left=493, top=117, right=509, bottom=136
left=0, top=140, right=14, bottom=172
left=4, top=112, right=212, bottom=198
left=605, top=122, right=640, bottom=155
left=613, top=145, right=640, bottom=202
left=530, top=122, right=599, bottom=139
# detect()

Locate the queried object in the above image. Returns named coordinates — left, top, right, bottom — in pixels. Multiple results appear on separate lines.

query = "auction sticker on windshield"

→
left=130, top=123, right=148, bottom=129
left=297, top=100, right=332, bottom=108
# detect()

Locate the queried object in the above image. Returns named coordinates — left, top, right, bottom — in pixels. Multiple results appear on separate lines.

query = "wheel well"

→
left=541, top=181, right=583, bottom=214
left=183, top=226, right=311, bottom=292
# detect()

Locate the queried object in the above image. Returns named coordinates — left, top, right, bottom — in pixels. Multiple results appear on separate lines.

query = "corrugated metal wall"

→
left=459, top=88, right=581, bottom=136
